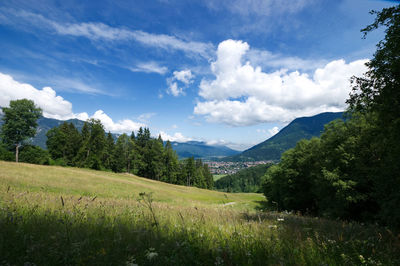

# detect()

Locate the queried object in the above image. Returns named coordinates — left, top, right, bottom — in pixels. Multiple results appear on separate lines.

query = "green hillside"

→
left=1, top=161, right=398, bottom=265
left=225, top=112, right=344, bottom=162
left=0, top=161, right=261, bottom=209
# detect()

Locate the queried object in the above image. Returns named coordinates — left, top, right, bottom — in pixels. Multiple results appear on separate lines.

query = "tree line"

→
left=215, top=164, right=272, bottom=193
left=0, top=103, right=213, bottom=189
left=262, top=5, right=400, bottom=227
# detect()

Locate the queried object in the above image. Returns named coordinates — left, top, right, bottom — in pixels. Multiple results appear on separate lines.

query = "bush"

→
left=0, top=143, right=14, bottom=161
left=19, top=145, right=50, bottom=165
left=49, top=158, right=67, bottom=166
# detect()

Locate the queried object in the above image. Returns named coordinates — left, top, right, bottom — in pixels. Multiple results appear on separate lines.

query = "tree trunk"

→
left=15, top=144, right=20, bottom=163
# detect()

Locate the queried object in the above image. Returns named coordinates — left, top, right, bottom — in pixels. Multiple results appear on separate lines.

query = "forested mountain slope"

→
left=224, top=112, right=344, bottom=162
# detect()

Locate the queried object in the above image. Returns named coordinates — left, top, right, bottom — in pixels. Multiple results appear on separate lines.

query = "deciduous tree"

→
left=1, top=99, right=42, bottom=162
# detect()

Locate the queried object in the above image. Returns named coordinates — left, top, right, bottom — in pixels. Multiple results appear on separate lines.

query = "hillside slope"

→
left=224, top=112, right=344, bottom=162
left=1, top=161, right=397, bottom=265
left=0, top=161, right=263, bottom=209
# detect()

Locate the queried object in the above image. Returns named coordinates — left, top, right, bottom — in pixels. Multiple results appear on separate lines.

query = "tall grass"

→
left=0, top=161, right=399, bottom=265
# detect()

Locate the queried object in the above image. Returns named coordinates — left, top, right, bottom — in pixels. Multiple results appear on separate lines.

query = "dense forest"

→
left=262, top=5, right=400, bottom=227
left=0, top=111, right=213, bottom=189
left=215, top=164, right=272, bottom=193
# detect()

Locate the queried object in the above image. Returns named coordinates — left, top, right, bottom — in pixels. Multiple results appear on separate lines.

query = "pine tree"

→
left=103, top=132, right=115, bottom=170
left=163, top=140, right=179, bottom=184
left=75, top=119, right=106, bottom=170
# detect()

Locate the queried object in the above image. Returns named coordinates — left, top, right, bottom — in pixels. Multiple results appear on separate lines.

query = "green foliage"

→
left=103, top=132, right=116, bottom=170
left=262, top=113, right=395, bottom=224
left=46, top=122, right=82, bottom=166
left=215, top=164, right=272, bottom=193
left=262, top=4, right=400, bottom=228
left=44, top=122, right=213, bottom=189
left=347, top=4, right=400, bottom=227
left=19, top=145, right=50, bottom=165
left=0, top=99, right=42, bottom=162
left=75, top=119, right=106, bottom=170
left=0, top=143, right=13, bottom=161
left=162, top=140, right=179, bottom=184
left=263, top=138, right=321, bottom=213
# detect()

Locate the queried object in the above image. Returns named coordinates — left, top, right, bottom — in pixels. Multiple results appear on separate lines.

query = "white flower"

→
left=146, top=248, right=158, bottom=260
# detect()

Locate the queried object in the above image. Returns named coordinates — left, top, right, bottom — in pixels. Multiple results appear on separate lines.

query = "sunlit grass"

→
left=0, top=161, right=399, bottom=265
left=213, top=174, right=227, bottom=181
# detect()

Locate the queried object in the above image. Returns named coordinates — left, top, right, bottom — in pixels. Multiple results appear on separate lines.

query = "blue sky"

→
left=0, top=0, right=397, bottom=150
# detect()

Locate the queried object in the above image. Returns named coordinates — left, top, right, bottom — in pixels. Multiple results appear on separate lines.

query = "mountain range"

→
left=223, top=112, right=344, bottom=162
left=0, top=114, right=238, bottom=159
left=0, top=111, right=344, bottom=161
left=169, top=141, right=239, bottom=159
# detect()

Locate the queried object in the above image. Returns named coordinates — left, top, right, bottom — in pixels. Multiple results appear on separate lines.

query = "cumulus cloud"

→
left=92, top=110, right=145, bottom=133
left=0, top=8, right=214, bottom=59
left=268, top=126, right=279, bottom=136
left=194, top=39, right=368, bottom=126
left=0, top=72, right=144, bottom=133
left=166, top=69, right=194, bottom=97
left=0, top=72, right=81, bottom=120
left=173, top=69, right=194, bottom=85
left=159, top=131, right=192, bottom=142
left=246, top=49, right=327, bottom=71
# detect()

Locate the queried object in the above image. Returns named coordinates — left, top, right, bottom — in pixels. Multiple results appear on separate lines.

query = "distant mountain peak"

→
left=223, top=112, right=344, bottom=162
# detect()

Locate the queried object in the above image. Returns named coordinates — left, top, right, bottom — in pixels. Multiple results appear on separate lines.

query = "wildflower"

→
left=277, top=218, right=284, bottom=222
left=359, top=255, right=366, bottom=264
left=146, top=248, right=158, bottom=260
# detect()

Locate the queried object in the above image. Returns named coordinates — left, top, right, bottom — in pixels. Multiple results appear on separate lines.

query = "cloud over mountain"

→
left=194, top=39, right=368, bottom=126
left=0, top=72, right=144, bottom=133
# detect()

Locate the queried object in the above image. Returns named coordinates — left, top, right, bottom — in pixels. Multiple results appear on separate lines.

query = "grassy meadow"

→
left=213, top=174, right=227, bottom=181
left=1, top=160, right=399, bottom=265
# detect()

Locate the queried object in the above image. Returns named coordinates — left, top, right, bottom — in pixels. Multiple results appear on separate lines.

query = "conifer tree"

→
left=103, top=132, right=115, bottom=170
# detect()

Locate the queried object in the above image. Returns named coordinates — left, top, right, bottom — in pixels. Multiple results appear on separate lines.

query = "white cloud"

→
left=194, top=39, right=368, bottom=126
left=246, top=49, right=327, bottom=71
left=167, top=82, right=184, bottom=97
left=92, top=110, right=145, bottom=133
left=268, top=126, right=279, bottom=136
left=0, top=72, right=81, bottom=120
left=0, top=72, right=144, bottom=133
left=159, top=131, right=192, bottom=142
left=173, top=69, right=194, bottom=85
left=129, top=62, right=168, bottom=75
left=0, top=8, right=214, bottom=59
left=203, top=0, right=311, bottom=16
left=166, top=69, right=194, bottom=97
